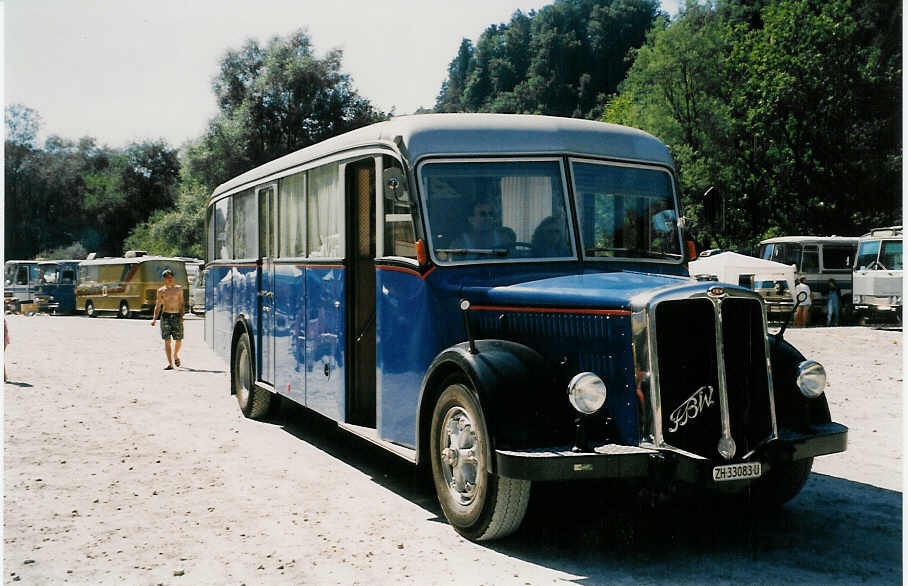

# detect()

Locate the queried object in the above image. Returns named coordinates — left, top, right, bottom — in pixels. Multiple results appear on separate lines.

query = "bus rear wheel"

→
left=429, top=375, right=530, bottom=541
left=232, top=331, right=271, bottom=419
left=85, top=301, right=96, bottom=318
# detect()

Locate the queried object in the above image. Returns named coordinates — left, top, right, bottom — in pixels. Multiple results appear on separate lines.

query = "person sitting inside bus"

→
left=531, top=215, right=571, bottom=257
left=450, top=201, right=513, bottom=256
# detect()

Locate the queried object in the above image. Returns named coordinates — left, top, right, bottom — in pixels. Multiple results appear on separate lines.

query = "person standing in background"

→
left=826, top=278, right=841, bottom=326
left=794, top=276, right=813, bottom=327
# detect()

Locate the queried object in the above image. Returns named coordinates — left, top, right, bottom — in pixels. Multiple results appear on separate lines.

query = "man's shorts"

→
left=160, top=312, right=184, bottom=340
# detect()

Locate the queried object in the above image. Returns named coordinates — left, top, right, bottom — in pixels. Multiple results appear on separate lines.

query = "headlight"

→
left=567, top=372, right=607, bottom=414
left=796, top=360, right=826, bottom=399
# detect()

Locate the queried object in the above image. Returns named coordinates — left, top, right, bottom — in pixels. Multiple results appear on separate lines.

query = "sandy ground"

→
left=2, top=314, right=902, bottom=585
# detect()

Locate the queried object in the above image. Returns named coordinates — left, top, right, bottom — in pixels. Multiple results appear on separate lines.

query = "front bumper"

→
left=496, top=422, right=847, bottom=484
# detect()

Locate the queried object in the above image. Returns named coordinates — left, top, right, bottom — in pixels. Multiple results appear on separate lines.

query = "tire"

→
left=429, top=375, right=530, bottom=541
left=748, top=458, right=813, bottom=509
left=232, top=331, right=271, bottom=419
left=118, top=301, right=131, bottom=319
left=85, top=300, right=96, bottom=318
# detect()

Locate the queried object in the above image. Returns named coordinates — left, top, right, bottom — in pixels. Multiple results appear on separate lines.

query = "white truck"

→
left=853, top=226, right=902, bottom=322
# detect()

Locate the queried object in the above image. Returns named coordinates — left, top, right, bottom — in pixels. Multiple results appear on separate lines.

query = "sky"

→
left=4, top=0, right=680, bottom=150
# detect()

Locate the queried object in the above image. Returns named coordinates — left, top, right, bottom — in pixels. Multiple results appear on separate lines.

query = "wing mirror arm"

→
left=776, top=290, right=808, bottom=343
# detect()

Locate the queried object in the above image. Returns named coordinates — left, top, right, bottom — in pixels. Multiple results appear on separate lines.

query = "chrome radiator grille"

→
left=654, top=297, right=773, bottom=460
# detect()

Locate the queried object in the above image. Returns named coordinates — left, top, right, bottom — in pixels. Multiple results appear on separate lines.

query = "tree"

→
left=184, top=29, right=387, bottom=190
left=435, top=0, right=661, bottom=117
left=603, top=0, right=901, bottom=248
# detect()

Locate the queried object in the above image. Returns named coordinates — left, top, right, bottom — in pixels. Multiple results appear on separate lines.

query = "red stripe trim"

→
left=306, top=264, right=344, bottom=270
left=470, top=305, right=631, bottom=316
left=376, top=265, right=437, bottom=280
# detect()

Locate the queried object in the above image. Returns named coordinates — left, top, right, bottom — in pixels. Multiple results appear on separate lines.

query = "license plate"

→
left=712, top=462, right=762, bottom=482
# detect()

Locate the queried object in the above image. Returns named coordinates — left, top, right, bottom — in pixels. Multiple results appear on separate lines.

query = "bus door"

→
left=344, top=158, right=377, bottom=427
left=257, top=184, right=277, bottom=386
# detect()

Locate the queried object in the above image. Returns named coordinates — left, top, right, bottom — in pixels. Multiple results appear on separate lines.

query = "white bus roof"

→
left=211, top=114, right=674, bottom=200
left=759, top=236, right=859, bottom=245
left=860, top=226, right=902, bottom=238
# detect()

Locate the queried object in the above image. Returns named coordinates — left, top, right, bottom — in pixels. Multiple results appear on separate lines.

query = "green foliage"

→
left=124, top=181, right=208, bottom=258
left=184, top=29, right=387, bottom=190
left=435, top=0, right=661, bottom=117
left=36, top=242, right=89, bottom=261
left=605, top=0, right=901, bottom=248
left=4, top=104, right=181, bottom=259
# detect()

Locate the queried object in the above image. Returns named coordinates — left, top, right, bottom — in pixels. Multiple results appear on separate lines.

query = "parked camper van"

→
left=4, top=260, right=40, bottom=312
left=853, top=226, right=902, bottom=321
left=34, top=260, right=81, bottom=314
left=758, top=236, right=858, bottom=313
left=76, top=256, right=189, bottom=318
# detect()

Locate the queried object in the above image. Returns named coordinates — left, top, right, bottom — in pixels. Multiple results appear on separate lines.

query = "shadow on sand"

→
left=266, top=400, right=901, bottom=584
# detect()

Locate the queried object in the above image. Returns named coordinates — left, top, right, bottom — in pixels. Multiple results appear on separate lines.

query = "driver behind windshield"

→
left=451, top=200, right=514, bottom=251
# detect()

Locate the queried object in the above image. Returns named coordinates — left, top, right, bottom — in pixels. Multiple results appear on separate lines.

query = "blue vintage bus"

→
left=34, top=260, right=81, bottom=314
left=205, top=114, right=847, bottom=540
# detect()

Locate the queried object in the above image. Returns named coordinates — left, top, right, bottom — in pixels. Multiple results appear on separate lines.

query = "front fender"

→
left=769, top=335, right=832, bottom=429
left=417, top=339, right=566, bottom=466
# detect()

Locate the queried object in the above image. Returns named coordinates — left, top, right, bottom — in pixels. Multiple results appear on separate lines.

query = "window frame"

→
left=417, top=156, right=574, bottom=266
left=569, top=157, right=684, bottom=264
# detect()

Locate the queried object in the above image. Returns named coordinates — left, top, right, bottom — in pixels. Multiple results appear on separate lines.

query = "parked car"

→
left=758, top=236, right=858, bottom=314
left=34, top=260, right=81, bottom=314
left=853, top=226, right=902, bottom=322
left=76, top=256, right=189, bottom=318
left=4, top=260, right=40, bottom=311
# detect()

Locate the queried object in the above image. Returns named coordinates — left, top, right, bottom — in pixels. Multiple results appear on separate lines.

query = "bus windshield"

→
left=880, top=240, right=902, bottom=270
left=855, top=240, right=880, bottom=269
left=421, top=160, right=574, bottom=262
left=571, top=161, right=681, bottom=260
left=38, top=265, right=59, bottom=284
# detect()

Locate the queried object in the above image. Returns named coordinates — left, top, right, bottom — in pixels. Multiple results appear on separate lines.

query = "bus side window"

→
left=308, top=162, right=343, bottom=259
left=802, top=245, right=819, bottom=273
left=62, top=269, right=75, bottom=284
left=234, top=189, right=257, bottom=260
left=382, top=157, right=416, bottom=259
left=215, top=197, right=232, bottom=260
left=279, top=171, right=307, bottom=258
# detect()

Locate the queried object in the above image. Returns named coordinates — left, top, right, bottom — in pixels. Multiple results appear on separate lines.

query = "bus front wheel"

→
left=85, top=301, right=96, bottom=318
left=429, top=375, right=530, bottom=541
left=232, top=331, right=271, bottom=419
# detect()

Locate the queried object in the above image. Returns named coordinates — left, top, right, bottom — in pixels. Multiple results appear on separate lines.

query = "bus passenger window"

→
left=234, top=190, right=257, bottom=260
left=308, top=163, right=343, bottom=258
left=801, top=245, right=819, bottom=273
left=383, top=158, right=416, bottom=259
left=279, top=172, right=307, bottom=258
left=215, top=198, right=232, bottom=260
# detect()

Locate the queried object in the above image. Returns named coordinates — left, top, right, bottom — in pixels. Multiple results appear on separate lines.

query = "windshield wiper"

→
left=437, top=248, right=510, bottom=257
left=585, top=247, right=680, bottom=259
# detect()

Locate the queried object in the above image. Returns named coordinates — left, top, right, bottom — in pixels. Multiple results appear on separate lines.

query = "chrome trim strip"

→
left=712, top=297, right=736, bottom=461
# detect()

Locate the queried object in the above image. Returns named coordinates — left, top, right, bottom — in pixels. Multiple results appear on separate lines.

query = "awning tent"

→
left=688, top=252, right=796, bottom=298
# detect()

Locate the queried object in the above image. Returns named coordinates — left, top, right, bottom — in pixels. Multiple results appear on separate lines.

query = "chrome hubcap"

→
left=236, top=345, right=250, bottom=407
left=439, top=406, right=481, bottom=506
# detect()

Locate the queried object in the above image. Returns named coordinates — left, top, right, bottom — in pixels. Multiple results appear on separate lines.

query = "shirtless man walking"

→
left=150, top=269, right=184, bottom=370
